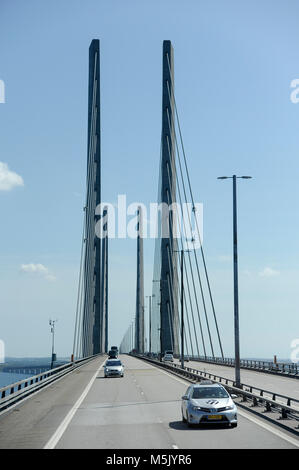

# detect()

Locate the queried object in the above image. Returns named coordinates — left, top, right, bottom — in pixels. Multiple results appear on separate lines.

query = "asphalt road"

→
left=0, top=355, right=298, bottom=449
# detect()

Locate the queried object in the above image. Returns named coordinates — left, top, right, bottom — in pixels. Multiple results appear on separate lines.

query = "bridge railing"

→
left=0, top=354, right=102, bottom=412
left=171, top=354, right=299, bottom=377
left=134, top=354, right=299, bottom=430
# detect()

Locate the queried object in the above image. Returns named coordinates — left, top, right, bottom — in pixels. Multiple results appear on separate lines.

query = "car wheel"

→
left=231, top=423, right=237, bottom=428
left=187, top=413, right=193, bottom=428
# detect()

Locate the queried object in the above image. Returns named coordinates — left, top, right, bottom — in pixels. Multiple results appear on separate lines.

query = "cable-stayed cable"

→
left=165, top=55, right=224, bottom=358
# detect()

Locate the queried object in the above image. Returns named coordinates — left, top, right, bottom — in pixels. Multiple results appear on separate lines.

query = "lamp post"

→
left=180, top=250, right=184, bottom=370
left=217, top=175, right=252, bottom=388
left=132, top=318, right=135, bottom=353
left=173, top=248, right=188, bottom=370
left=153, top=279, right=167, bottom=361
left=146, top=295, right=152, bottom=354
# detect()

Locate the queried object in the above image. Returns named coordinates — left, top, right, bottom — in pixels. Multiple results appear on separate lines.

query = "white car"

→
left=104, top=359, right=124, bottom=378
left=162, top=353, right=174, bottom=362
left=181, top=382, right=238, bottom=427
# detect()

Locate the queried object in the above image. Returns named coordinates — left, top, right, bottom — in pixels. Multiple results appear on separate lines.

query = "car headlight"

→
left=225, top=405, right=234, bottom=410
left=191, top=405, right=202, bottom=411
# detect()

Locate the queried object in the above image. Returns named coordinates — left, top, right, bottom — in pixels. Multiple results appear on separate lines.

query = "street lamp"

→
left=217, top=175, right=252, bottom=388
left=180, top=250, right=184, bottom=370
left=49, top=319, right=58, bottom=369
left=145, top=295, right=152, bottom=354
left=132, top=318, right=135, bottom=353
left=153, top=279, right=168, bottom=361
left=173, top=248, right=189, bottom=370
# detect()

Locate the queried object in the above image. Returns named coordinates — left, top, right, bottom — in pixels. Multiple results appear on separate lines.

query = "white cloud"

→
left=0, top=162, right=24, bottom=191
left=20, top=263, right=56, bottom=281
left=259, top=267, right=280, bottom=278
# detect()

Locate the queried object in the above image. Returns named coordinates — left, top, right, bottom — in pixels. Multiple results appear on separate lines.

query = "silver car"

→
left=162, top=353, right=174, bottom=362
left=104, top=359, right=124, bottom=378
left=181, top=382, right=238, bottom=427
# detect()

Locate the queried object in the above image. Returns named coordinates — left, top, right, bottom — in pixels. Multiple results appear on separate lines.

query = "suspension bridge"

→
left=0, top=39, right=298, bottom=450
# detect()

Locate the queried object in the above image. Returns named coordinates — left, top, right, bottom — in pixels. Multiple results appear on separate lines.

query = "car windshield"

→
left=191, top=387, right=229, bottom=399
left=106, top=360, right=121, bottom=366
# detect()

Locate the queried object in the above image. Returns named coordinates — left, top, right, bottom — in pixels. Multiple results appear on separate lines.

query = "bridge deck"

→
left=176, top=359, right=299, bottom=400
left=0, top=355, right=298, bottom=449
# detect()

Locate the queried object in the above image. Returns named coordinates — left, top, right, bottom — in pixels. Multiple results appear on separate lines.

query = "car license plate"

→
left=208, top=415, right=222, bottom=420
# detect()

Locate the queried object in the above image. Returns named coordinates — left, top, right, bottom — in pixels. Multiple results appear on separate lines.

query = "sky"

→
left=0, top=0, right=299, bottom=361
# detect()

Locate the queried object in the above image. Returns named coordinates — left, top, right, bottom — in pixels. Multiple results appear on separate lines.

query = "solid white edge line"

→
left=237, top=408, right=299, bottom=448
left=43, top=358, right=106, bottom=449
left=0, top=359, right=96, bottom=418
left=149, top=362, right=299, bottom=448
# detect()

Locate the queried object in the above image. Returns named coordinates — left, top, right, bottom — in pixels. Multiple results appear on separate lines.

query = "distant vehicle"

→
left=181, top=382, right=238, bottom=428
left=110, top=346, right=118, bottom=351
left=162, top=352, right=174, bottom=362
left=178, top=355, right=190, bottom=362
left=104, top=359, right=124, bottom=378
left=108, top=349, right=118, bottom=359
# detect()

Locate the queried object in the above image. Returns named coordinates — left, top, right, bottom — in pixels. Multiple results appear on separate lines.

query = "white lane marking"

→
left=0, top=359, right=97, bottom=418
left=237, top=408, right=299, bottom=448
left=154, top=366, right=191, bottom=386
left=43, top=359, right=106, bottom=449
left=151, top=363, right=299, bottom=448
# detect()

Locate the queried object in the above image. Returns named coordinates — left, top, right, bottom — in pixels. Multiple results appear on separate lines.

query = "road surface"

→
left=0, top=355, right=298, bottom=449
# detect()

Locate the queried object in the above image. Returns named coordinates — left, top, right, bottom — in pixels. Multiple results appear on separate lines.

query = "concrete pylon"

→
left=101, top=207, right=108, bottom=353
left=135, top=206, right=144, bottom=353
left=160, top=40, right=179, bottom=355
left=82, top=39, right=102, bottom=357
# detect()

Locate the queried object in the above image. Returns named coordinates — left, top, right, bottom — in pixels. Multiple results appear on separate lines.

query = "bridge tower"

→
left=82, top=39, right=102, bottom=356
left=160, top=40, right=179, bottom=355
left=101, top=207, right=108, bottom=353
left=135, top=207, right=144, bottom=353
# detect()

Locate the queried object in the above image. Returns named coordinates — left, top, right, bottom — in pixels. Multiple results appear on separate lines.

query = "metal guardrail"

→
left=174, top=355, right=299, bottom=378
left=135, top=354, right=299, bottom=428
left=0, top=354, right=102, bottom=412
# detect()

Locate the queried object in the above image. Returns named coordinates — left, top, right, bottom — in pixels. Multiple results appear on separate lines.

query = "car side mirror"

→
left=182, top=395, right=189, bottom=400
left=231, top=394, right=238, bottom=399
